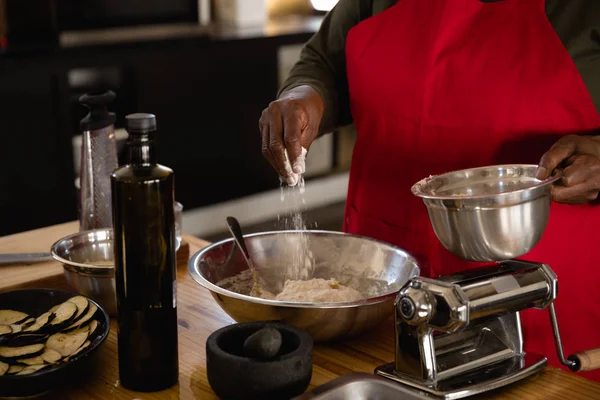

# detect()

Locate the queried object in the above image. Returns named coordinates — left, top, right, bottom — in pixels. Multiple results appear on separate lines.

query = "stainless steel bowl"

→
left=51, top=229, right=181, bottom=316
left=411, top=164, right=561, bottom=262
left=188, top=230, right=420, bottom=342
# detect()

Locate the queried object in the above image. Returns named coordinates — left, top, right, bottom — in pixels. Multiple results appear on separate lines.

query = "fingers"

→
left=266, top=104, right=295, bottom=182
left=551, top=154, right=600, bottom=204
left=552, top=185, right=600, bottom=204
left=259, top=93, right=320, bottom=186
left=259, top=101, right=302, bottom=185
left=537, top=135, right=600, bottom=179
left=562, top=155, right=600, bottom=186
left=282, top=109, right=305, bottom=174
left=259, top=85, right=325, bottom=186
left=259, top=111, right=276, bottom=173
left=259, top=104, right=291, bottom=181
left=537, top=136, right=577, bottom=179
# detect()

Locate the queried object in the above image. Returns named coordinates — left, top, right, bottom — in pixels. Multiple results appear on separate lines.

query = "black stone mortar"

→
left=206, top=321, right=313, bottom=400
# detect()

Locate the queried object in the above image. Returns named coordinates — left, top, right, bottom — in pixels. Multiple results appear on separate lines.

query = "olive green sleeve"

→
left=278, top=0, right=372, bottom=135
left=546, top=0, right=600, bottom=115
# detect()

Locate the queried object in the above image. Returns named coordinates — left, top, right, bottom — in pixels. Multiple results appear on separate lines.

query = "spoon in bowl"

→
left=225, top=216, right=275, bottom=295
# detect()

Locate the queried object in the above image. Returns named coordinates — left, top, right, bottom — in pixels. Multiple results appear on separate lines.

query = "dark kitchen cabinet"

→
left=0, top=67, right=77, bottom=236
left=0, top=24, right=316, bottom=235
left=133, top=39, right=280, bottom=209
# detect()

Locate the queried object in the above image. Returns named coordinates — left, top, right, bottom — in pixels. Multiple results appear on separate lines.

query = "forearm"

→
left=278, top=0, right=370, bottom=135
left=279, top=59, right=343, bottom=137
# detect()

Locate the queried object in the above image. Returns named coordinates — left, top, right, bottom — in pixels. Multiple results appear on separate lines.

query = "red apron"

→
left=343, top=0, right=600, bottom=382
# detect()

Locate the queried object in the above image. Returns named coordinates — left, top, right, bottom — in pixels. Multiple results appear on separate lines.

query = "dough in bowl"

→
left=253, top=278, right=365, bottom=303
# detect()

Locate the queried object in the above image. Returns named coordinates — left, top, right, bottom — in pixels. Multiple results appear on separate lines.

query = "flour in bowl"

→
left=216, top=271, right=366, bottom=303
left=251, top=278, right=365, bottom=303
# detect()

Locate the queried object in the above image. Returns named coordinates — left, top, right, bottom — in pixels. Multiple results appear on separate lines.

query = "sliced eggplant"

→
left=1, top=333, right=49, bottom=347
left=41, top=348, right=62, bottom=363
left=48, top=305, right=60, bottom=314
left=0, top=343, right=45, bottom=359
left=23, top=312, right=54, bottom=333
left=87, top=320, right=99, bottom=337
left=0, top=321, right=28, bottom=339
left=47, top=302, right=78, bottom=330
left=16, top=364, right=48, bottom=375
left=63, top=302, right=97, bottom=332
left=18, top=318, right=36, bottom=329
left=67, top=296, right=89, bottom=324
left=0, top=325, right=12, bottom=336
left=19, top=348, right=63, bottom=365
left=64, top=340, right=90, bottom=362
left=0, top=361, right=8, bottom=376
left=0, top=310, right=29, bottom=325
left=17, top=355, right=45, bottom=366
left=46, top=327, right=89, bottom=357
left=7, top=364, right=24, bottom=374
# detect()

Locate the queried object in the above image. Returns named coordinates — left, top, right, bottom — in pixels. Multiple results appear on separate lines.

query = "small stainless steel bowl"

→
left=411, top=164, right=561, bottom=262
left=188, top=230, right=420, bottom=342
left=51, top=229, right=181, bottom=316
left=51, top=229, right=116, bottom=316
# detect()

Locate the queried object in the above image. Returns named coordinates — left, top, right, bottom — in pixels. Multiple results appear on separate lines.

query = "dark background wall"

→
left=0, top=20, right=325, bottom=236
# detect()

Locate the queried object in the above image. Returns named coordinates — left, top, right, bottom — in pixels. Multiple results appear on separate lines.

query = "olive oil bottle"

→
left=111, top=113, right=179, bottom=391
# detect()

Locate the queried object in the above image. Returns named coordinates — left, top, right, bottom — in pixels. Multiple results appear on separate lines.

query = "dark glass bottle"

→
left=111, top=113, right=179, bottom=392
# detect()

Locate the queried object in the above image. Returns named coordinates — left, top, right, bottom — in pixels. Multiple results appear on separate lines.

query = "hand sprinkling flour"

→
left=282, top=147, right=308, bottom=190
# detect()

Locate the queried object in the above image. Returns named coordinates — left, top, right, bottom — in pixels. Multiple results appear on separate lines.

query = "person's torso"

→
left=342, top=0, right=600, bottom=381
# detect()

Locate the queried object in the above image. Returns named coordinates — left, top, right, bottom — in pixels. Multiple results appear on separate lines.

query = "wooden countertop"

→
left=1, top=223, right=599, bottom=399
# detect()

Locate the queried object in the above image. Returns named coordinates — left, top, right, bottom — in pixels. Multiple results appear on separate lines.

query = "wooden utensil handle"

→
left=569, top=348, right=600, bottom=372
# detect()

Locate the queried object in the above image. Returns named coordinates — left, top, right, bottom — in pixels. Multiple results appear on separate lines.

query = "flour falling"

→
left=276, top=147, right=316, bottom=281
left=278, top=175, right=315, bottom=281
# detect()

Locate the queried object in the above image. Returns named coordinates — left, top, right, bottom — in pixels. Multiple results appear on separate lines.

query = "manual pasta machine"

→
left=375, top=165, right=600, bottom=398
left=375, top=260, right=600, bottom=399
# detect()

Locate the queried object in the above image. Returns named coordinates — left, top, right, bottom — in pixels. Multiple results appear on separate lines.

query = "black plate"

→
left=0, top=289, right=110, bottom=398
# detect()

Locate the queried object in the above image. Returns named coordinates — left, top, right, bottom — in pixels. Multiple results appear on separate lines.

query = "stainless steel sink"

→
left=295, top=373, right=431, bottom=400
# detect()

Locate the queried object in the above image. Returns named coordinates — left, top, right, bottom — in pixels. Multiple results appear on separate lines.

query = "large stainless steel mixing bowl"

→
left=411, top=164, right=561, bottom=262
left=188, top=230, right=420, bottom=342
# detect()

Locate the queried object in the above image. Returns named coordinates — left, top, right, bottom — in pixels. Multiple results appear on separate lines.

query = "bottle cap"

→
left=79, top=90, right=117, bottom=132
left=125, top=113, right=157, bottom=133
